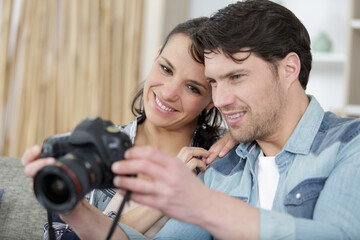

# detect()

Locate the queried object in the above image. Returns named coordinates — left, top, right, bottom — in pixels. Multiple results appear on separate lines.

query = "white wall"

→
left=189, top=0, right=238, bottom=18
left=283, top=0, right=349, bottom=112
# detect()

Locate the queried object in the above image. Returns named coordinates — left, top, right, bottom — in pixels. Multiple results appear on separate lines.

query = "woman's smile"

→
left=153, top=94, right=177, bottom=114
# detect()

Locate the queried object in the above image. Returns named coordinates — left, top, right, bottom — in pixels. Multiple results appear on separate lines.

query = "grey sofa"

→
left=0, top=156, right=46, bottom=239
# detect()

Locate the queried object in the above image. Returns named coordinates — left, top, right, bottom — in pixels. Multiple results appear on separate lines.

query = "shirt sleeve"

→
left=117, top=223, right=148, bottom=240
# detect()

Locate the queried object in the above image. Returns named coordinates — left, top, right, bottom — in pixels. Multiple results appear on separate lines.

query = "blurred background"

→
left=0, top=0, right=359, bottom=157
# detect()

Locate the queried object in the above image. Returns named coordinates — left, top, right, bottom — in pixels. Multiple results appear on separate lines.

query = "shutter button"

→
left=295, top=193, right=301, bottom=199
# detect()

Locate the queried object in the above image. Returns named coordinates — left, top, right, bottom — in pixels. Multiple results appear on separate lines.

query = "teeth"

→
left=156, top=96, right=175, bottom=112
left=228, top=112, right=244, bottom=119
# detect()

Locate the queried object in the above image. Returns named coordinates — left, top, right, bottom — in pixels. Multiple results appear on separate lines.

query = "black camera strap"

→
left=46, top=191, right=132, bottom=240
left=106, top=190, right=132, bottom=240
left=47, top=211, right=56, bottom=240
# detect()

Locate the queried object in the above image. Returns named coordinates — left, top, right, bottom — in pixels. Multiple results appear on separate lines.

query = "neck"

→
left=257, top=90, right=309, bottom=157
left=135, top=119, right=197, bottom=157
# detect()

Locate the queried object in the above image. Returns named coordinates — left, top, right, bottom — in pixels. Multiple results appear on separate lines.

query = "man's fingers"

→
left=124, top=146, right=171, bottom=167
left=113, top=176, right=155, bottom=195
left=112, top=158, right=171, bottom=181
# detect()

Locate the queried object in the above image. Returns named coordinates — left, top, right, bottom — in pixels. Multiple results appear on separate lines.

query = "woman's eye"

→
left=188, top=85, right=201, bottom=94
left=160, top=64, right=172, bottom=74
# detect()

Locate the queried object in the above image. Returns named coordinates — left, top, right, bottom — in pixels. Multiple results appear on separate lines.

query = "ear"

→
left=281, top=52, right=301, bottom=88
left=205, top=100, right=214, bottom=110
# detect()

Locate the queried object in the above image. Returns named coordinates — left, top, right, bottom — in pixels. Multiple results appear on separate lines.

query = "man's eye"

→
left=208, top=79, right=217, bottom=86
left=160, top=64, right=172, bottom=74
left=230, top=74, right=244, bottom=80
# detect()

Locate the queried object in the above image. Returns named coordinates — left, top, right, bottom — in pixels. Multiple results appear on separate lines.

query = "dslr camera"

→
left=34, top=117, right=132, bottom=214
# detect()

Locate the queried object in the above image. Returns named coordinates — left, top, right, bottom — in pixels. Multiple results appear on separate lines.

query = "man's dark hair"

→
left=131, top=17, right=223, bottom=149
left=192, top=0, right=312, bottom=90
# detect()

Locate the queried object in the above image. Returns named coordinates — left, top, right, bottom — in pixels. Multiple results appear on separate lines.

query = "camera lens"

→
left=34, top=151, right=105, bottom=214
left=34, top=118, right=133, bottom=214
left=42, top=174, right=69, bottom=204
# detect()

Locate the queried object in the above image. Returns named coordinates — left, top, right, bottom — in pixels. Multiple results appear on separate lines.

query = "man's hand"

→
left=111, top=146, right=211, bottom=221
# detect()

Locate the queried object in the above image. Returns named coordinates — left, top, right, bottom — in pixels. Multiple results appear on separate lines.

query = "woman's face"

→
left=143, top=33, right=213, bottom=131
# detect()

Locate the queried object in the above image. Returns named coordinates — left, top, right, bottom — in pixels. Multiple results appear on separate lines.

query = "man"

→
left=112, top=0, right=360, bottom=239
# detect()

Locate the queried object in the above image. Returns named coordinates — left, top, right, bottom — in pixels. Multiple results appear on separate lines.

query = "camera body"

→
left=34, top=117, right=132, bottom=214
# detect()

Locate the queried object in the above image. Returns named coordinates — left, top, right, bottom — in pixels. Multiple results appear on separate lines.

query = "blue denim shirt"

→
left=153, top=96, right=360, bottom=240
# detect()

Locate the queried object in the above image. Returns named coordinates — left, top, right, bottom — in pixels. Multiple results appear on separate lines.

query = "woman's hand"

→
left=21, top=145, right=55, bottom=178
left=176, top=147, right=210, bottom=172
left=206, top=131, right=237, bottom=164
left=176, top=131, right=238, bottom=173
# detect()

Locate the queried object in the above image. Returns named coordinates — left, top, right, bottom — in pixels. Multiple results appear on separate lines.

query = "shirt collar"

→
left=118, top=117, right=139, bottom=145
left=284, top=95, right=324, bottom=154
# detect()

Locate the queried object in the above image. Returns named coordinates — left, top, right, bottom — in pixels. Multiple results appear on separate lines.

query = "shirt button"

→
left=296, top=193, right=301, bottom=199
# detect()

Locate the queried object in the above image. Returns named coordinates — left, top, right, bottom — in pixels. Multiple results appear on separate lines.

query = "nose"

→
left=212, top=83, right=234, bottom=108
left=161, top=79, right=181, bottom=101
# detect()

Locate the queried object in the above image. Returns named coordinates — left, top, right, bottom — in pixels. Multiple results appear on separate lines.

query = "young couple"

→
left=23, top=0, right=360, bottom=239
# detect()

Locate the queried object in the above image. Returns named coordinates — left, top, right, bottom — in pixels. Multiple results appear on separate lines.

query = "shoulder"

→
left=311, top=113, right=360, bottom=160
left=319, top=112, right=360, bottom=144
left=207, top=146, right=244, bottom=175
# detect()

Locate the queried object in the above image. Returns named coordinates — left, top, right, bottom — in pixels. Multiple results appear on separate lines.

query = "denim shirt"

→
left=153, top=96, right=360, bottom=240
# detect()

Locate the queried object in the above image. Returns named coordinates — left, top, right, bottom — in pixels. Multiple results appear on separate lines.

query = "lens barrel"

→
left=34, top=152, right=103, bottom=214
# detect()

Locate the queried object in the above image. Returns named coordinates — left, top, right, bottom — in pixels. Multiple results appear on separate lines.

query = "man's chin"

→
left=229, top=127, right=257, bottom=143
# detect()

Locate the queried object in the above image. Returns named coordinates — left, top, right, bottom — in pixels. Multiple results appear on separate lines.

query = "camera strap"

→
left=47, top=211, right=56, bottom=240
left=106, top=190, right=132, bottom=240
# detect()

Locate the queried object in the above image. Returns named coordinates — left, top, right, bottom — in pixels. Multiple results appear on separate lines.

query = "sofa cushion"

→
left=0, top=156, right=46, bottom=239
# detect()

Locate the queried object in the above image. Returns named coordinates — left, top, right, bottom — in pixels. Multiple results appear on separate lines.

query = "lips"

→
left=227, top=112, right=244, bottom=119
left=154, top=94, right=177, bottom=112
left=223, top=111, right=245, bottom=125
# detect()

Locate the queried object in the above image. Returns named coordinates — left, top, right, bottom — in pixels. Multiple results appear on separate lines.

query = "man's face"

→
left=204, top=51, right=286, bottom=143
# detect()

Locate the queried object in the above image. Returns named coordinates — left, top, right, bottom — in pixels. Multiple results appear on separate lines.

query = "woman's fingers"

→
left=21, top=145, right=41, bottom=166
left=24, top=158, right=55, bottom=178
left=21, top=145, right=55, bottom=178
left=207, top=132, right=237, bottom=164
left=187, top=158, right=207, bottom=172
left=177, top=147, right=209, bottom=163
left=176, top=147, right=210, bottom=171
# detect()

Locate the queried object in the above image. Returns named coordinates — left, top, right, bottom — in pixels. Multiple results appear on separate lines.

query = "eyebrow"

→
left=188, top=80, right=208, bottom=91
left=205, top=69, right=249, bottom=81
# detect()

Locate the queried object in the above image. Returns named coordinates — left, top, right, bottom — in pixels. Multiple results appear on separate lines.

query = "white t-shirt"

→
left=254, top=150, right=279, bottom=210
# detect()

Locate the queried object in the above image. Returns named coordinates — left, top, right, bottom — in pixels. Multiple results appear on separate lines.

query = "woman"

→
left=22, top=17, right=235, bottom=239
